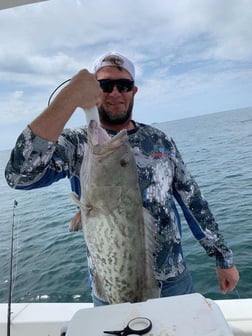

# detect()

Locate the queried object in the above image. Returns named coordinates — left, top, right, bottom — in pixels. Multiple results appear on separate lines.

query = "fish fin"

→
left=69, top=210, right=82, bottom=232
left=92, top=272, right=110, bottom=303
left=142, top=207, right=158, bottom=258
left=142, top=207, right=161, bottom=298
left=70, top=192, right=82, bottom=206
left=86, top=251, right=109, bottom=303
left=69, top=193, right=84, bottom=232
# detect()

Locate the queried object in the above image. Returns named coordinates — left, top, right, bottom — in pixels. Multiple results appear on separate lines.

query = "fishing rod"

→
left=7, top=200, right=18, bottom=336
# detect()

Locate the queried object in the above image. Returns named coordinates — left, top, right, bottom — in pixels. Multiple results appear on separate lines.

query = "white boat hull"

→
left=0, top=294, right=251, bottom=336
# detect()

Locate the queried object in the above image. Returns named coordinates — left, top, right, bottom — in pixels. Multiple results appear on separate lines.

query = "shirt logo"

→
left=151, top=147, right=171, bottom=159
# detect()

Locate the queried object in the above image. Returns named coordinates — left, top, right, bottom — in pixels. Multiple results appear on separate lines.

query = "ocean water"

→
left=0, top=107, right=251, bottom=304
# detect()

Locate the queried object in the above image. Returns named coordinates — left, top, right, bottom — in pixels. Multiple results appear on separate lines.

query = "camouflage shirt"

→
left=5, top=121, right=233, bottom=280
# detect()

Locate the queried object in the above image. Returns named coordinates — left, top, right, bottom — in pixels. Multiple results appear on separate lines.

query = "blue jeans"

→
left=159, top=268, right=195, bottom=297
left=92, top=269, right=195, bottom=307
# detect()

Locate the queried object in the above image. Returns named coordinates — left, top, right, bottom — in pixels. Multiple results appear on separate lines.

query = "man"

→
left=5, top=52, right=239, bottom=306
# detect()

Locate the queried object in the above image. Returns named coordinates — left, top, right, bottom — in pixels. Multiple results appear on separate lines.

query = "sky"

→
left=1, top=0, right=252, bottom=150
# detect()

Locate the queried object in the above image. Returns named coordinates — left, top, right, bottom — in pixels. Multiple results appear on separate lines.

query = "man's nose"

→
left=109, top=85, right=121, bottom=95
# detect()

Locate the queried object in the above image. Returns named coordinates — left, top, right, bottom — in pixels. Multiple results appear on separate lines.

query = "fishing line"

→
left=7, top=200, right=18, bottom=336
left=235, top=288, right=241, bottom=299
left=47, top=78, right=71, bottom=106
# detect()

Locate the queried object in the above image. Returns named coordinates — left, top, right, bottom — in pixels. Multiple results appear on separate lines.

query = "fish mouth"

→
left=88, top=120, right=128, bottom=155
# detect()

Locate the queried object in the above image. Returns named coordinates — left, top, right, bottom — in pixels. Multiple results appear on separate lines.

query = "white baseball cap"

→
left=93, top=52, right=135, bottom=80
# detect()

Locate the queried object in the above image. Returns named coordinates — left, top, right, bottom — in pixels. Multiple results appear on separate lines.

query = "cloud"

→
left=1, top=90, right=45, bottom=124
left=0, top=0, right=252, bottom=150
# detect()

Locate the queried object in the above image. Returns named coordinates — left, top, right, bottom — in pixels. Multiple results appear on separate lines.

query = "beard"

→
left=98, top=97, right=134, bottom=125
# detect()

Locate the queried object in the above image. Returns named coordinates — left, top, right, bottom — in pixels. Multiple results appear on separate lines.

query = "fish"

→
left=71, top=120, right=159, bottom=304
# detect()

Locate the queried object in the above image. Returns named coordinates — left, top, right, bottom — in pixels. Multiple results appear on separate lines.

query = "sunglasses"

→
left=98, top=79, right=134, bottom=93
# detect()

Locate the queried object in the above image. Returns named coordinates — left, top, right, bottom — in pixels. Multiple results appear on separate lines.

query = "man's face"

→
left=96, top=66, right=138, bottom=125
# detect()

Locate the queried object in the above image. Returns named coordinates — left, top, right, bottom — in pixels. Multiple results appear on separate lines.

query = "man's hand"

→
left=29, top=69, right=102, bottom=141
left=68, top=69, right=102, bottom=110
left=216, top=266, right=239, bottom=294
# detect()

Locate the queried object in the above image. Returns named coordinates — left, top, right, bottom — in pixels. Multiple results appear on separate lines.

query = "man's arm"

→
left=171, top=138, right=239, bottom=293
left=5, top=69, right=102, bottom=189
left=29, top=69, right=102, bottom=141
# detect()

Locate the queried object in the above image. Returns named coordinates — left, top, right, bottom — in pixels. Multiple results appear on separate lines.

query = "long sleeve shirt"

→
left=5, top=121, right=233, bottom=281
